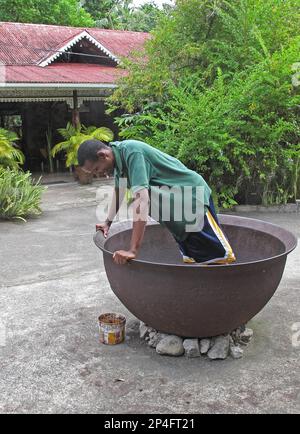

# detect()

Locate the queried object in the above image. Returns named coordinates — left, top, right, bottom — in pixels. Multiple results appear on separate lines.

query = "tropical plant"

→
left=51, top=123, right=114, bottom=167
left=0, top=0, right=95, bottom=27
left=108, top=0, right=300, bottom=207
left=83, top=0, right=168, bottom=31
left=0, top=168, right=45, bottom=221
left=0, top=128, right=24, bottom=169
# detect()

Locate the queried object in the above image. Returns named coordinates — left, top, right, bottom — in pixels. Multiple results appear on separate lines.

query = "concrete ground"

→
left=0, top=181, right=299, bottom=414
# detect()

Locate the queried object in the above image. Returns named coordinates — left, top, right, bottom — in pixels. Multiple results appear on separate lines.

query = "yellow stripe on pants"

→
left=205, top=210, right=236, bottom=264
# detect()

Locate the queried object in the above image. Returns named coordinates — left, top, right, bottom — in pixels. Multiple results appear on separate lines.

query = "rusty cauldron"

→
left=94, top=215, right=297, bottom=338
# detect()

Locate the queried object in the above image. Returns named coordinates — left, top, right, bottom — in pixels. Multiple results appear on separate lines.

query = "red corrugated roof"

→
left=0, top=22, right=149, bottom=84
left=5, top=63, right=127, bottom=84
left=0, top=22, right=149, bottom=65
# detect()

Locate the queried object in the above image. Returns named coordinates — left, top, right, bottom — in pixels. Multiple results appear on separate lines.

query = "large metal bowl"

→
left=94, top=215, right=297, bottom=338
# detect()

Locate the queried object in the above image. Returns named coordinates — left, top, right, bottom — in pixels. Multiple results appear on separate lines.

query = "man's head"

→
left=77, top=139, right=115, bottom=176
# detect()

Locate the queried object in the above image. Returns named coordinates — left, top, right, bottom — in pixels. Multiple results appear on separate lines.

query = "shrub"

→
left=108, top=0, right=300, bottom=207
left=0, top=168, right=45, bottom=221
left=0, top=128, right=24, bottom=169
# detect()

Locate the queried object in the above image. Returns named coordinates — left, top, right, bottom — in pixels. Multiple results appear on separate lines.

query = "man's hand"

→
left=113, top=250, right=136, bottom=265
left=96, top=222, right=110, bottom=238
left=110, top=189, right=149, bottom=265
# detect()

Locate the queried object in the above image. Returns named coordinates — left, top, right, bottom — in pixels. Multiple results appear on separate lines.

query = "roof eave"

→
left=0, top=83, right=118, bottom=89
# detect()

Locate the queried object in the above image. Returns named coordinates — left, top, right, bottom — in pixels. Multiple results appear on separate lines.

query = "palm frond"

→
left=91, top=127, right=114, bottom=142
left=51, top=141, right=72, bottom=157
left=0, top=128, right=23, bottom=169
left=53, top=124, right=114, bottom=169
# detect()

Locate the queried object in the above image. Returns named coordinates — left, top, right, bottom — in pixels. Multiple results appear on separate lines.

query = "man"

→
left=77, top=139, right=236, bottom=266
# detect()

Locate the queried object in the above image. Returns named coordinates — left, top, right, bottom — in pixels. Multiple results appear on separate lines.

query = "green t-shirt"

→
left=110, top=140, right=212, bottom=242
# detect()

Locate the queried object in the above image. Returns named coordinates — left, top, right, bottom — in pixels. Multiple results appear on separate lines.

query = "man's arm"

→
left=96, top=186, right=126, bottom=237
left=113, top=188, right=149, bottom=265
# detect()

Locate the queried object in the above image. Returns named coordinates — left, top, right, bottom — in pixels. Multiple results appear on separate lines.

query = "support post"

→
left=72, top=90, right=81, bottom=130
left=47, top=102, right=54, bottom=173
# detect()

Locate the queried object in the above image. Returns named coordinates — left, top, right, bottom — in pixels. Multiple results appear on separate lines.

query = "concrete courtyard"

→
left=0, top=180, right=299, bottom=414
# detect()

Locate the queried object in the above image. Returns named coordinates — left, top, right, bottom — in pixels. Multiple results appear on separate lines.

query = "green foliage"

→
left=82, top=0, right=117, bottom=22
left=109, top=0, right=300, bottom=207
left=83, top=0, right=170, bottom=31
left=0, top=0, right=95, bottom=27
left=131, top=2, right=170, bottom=32
left=0, top=0, right=169, bottom=31
left=0, top=168, right=45, bottom=221
left=0, top=128, right=24, bottom=170
left=52, top=123, right=114, bottom=167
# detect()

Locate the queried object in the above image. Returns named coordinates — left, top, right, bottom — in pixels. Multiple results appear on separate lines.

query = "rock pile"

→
left=138, top=322, right=253, bottom=360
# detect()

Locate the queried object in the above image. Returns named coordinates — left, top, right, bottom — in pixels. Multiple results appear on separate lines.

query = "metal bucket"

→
left=98, top=313, right=126, bottom=345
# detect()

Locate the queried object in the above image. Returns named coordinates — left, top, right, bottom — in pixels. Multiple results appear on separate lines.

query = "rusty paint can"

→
left=98, top=313, right=126, bottom=345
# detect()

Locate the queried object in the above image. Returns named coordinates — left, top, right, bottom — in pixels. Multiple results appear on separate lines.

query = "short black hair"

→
left=77, top=139, right=110, bottom=166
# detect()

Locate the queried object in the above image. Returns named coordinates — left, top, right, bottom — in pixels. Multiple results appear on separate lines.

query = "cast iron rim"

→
left=94, top=214, right=298, bottom=269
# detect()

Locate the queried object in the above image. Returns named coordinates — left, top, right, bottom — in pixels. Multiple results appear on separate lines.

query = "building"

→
left=0, top=22, right=149, bottom=172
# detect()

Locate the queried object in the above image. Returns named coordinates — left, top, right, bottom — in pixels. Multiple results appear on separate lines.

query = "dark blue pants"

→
left=177, top=197, right=236, bottom=264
